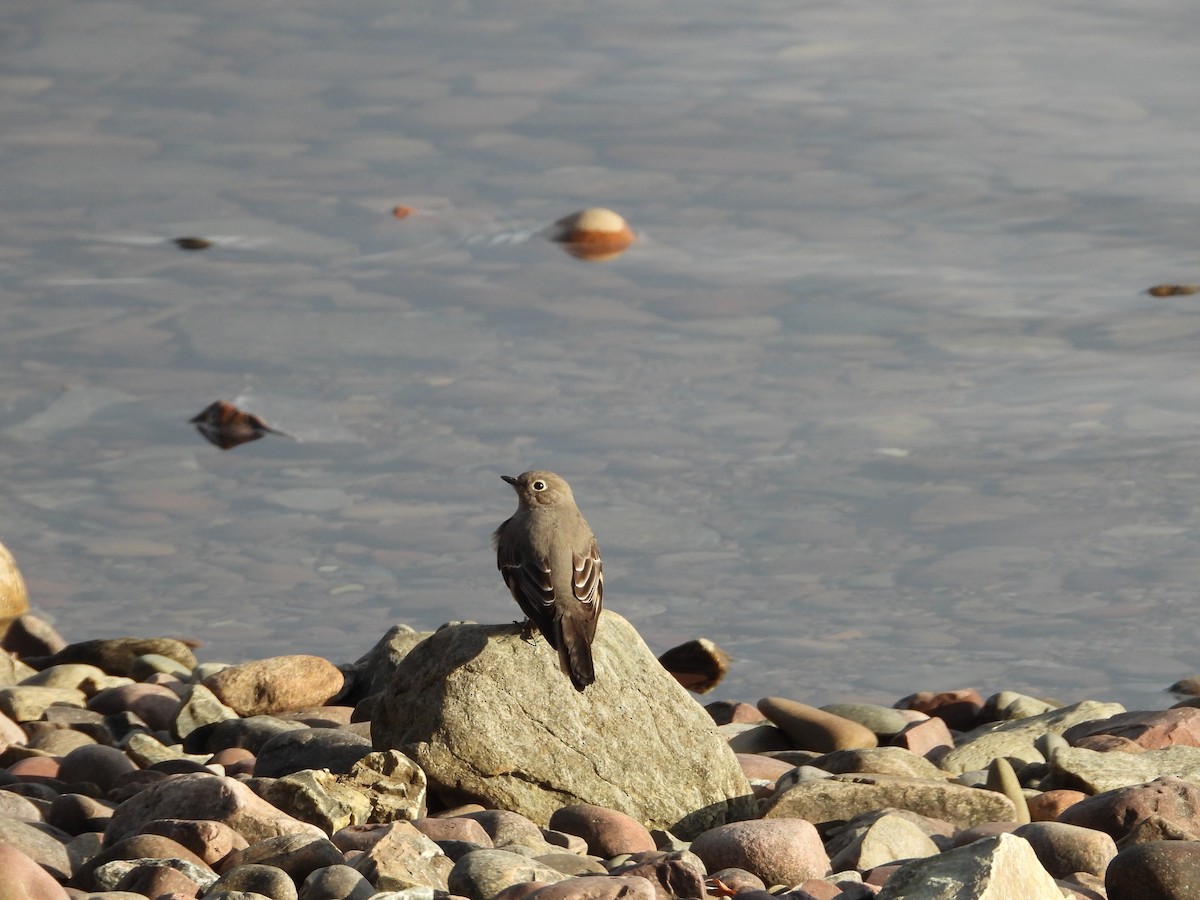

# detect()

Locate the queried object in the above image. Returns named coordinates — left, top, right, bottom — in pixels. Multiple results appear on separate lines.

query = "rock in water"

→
left=371, top=611, right=754, bottom=837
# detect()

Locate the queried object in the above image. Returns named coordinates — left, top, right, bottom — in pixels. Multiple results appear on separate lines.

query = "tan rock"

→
left=757, top=697, right=878, bottom=752
left=877, top=832, right=1062, bottom=899
left=203, top=654, right=344, bottom=716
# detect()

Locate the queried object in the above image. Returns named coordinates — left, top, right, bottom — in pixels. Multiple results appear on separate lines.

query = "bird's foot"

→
left=516, top=619, right=538, bottom=643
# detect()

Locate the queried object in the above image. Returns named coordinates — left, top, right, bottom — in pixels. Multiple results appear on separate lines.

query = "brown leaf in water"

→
left=174, top=237, right=213, bottom=251
left=1146, top=283, right=1200, bottom=297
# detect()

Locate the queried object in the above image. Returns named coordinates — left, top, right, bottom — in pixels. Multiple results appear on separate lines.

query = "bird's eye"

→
left=532, top=480, right=547, bottom=491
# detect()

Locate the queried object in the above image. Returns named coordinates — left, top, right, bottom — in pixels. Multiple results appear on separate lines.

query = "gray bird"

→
left=493, top=470, right=603, bottom=691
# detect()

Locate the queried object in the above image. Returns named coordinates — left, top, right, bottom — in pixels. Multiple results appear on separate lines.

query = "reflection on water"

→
left=3, top=0, right=1200, bottom=710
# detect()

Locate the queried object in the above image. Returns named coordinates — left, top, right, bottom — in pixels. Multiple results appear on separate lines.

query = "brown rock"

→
left=0, top=843, right=70, bottom=900
left=757, top=697, right=877, bottom=752
left=735, top=753, right=796, bottom=787
left=1063, top=708, right=1200, bottom=750
left=548, top=803, right=656, bottom=857
left=1013, top=821, right=1118, bottom=878
left=351, top=820, right=453, bottom=892
left=70, top=833, right=212, bottom=891
left=689, top=819, right=831, bottom=886
left=705, top=700, right=766, bottom=725
left=895, top=689, right=985, bottom=732
left=657, top=638, right=730, bottom=694
left=1106, top=840, right=1200, bottom=900
left=203, top=655, right=344, bottom=716
left=530, top=875, right=658, bottom=899
left=1027, top=789, right=1087, bottom=822
left=35, top=637, right=197, bottom=677
left=411, top=816, right=494, bottom=847
left=1117, top=812, right=1200, bottom=846
left=1074, top=733, right=1145, bottom=752
left=1058, top=775, right=1200, bottom=842
left=891, top=717, right=954, bottom=760
left=57, top=744, right=137, bottom=793
left=113, top=863, right=204, bottom=898
left=142, top=818, right=250, bottom=867
left=104, top=772, right=325, bottom=844
left=219, top=832, right=344, bottom=882
left=86, top=682, right=183, bottom=732
left=1, top=614, right=67, bottom=660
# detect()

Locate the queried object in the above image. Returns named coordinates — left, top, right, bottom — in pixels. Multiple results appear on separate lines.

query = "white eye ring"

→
left=532, top=480, right=547, bottom=491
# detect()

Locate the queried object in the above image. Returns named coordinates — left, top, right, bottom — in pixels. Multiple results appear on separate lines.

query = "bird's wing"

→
left=496, top=529, right=557, bottom=635
left=571, top=537, right=603, bottom=641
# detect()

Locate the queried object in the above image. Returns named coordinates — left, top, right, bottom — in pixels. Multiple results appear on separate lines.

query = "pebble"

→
left=12, top=622, right=1200, bottom=898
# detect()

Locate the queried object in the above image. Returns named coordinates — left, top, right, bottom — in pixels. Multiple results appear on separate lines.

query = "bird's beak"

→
left=501, top=474, right=518, bottom=487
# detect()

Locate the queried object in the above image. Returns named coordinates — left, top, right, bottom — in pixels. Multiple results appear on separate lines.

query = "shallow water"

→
left=4, top=0, right=1200, bottom=711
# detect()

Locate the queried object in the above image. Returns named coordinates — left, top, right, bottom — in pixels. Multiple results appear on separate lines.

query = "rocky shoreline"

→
left=2, top=609, right=1200, bottom=900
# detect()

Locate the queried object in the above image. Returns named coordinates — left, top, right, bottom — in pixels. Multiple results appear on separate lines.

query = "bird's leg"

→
left=517, top=618, right=538, bottom=642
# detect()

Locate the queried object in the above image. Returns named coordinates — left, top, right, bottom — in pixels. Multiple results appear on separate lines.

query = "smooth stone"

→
left=210, top=864, right=299, bottom=900
left=705, top=701, right=766, bottom=725
left=27, top=727, right=95, bottom=756
left=895, top=689, right=985, bottom=731
left=203, top=655, right=344, bottom=717
left=827, top=812, right=941, bottom=871
left=411, top=817, right=494, bottom=848
left=607, top=851, right=706, bottom=896
left=820, top=703, right=911, bottom=738
left=548, top=803, right=657, bottom=857
left=939, top=700, right=1125, bottom=775
left=221, top=833, right=346, bottom=884
left=757, top=697, right=878, bottom=752
left=47, top=793, right=116, bottom=835
left=1027, top=789, right=1087, bottom=822
left=297, top=863, right=375, bottom=900
left=461, top=810, right=558, bottom=854
left=0, top=789, right=44, bottom=822
left=535, top=851, right=607, bottom=876
left=1106, top=840, right=1200, bottom=900
left=195, top=715, right=309, bottom=755
left=340, top=624, right=434, bottom=705
left=1062, top=707, right=1200, bottom=750
left=984, top=692, right=1062, bottom=721
left=111, top=861, right=209, bottom=898
left=527, top=876, right=656, bottom=899
left=722, top=722, right=792, bottom=753
left=1012, top=821, right=1117, bottom=879
left=0, top=685, right=86, bottom=721
left=35, top=637, right=197, bottom=677
left=172, top=683, right=240, bottom=741
left=130, top=652, right=195, bottom=681
left=254, top=727, right=372, bottom=778
left=20, top=663, right=111, bottom=692
left=1058, top=775, right=1200, bottom=842
left=763, top=773, right=1016, bottom=830
left=0, top=817, right=72, bottom=881
left=104, top=773, right=325, bottom=844
left=447, top=848, right=569, bottom=899
left=813, top=746, right=946, bottom=780
left=0, top=843, right=70, bottom=900
left=689, top=819, right=830, bottom=886
left=142, top=818, right=250, bottom=867
left=877, top=833, right=1061, bottom=899
left=1, top=615, right=66, bottom=659
left=985, top=757, right=1030, bottom=824
left=735, top=752, right=796, bottom=787
left=69, top=833, right=213, bottom=891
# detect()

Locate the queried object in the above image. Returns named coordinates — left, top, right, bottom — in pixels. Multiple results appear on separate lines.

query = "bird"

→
left=493, top=470, right=603, bottom=691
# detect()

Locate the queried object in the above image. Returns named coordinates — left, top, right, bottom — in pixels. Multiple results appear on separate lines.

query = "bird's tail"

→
left=557, top=617, right=595, bottom=692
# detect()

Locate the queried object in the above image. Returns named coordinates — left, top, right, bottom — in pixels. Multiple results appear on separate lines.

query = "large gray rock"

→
left=371, top=612, right=754, bottom=838
left=877, top=833, right=1062, bottom=899
left=341, top=624, right=434, bottom=702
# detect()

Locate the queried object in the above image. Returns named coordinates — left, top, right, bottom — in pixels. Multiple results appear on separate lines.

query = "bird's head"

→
left=502, top=470, right=575, bottom=509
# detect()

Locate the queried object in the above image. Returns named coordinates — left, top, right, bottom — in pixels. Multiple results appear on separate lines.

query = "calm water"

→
left=4, top=0, right=1200, bottom=711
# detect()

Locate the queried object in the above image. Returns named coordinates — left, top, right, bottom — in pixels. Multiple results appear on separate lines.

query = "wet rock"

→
left=757, top=697, right=878, bottom=752
left=548, top=803, right=656, bottom=857
left=210, top=864, right=298, bottom=900
left=34, top=637, right=197, bottom=677
left=253, top=727, right=372, bottom=778
left=350, top=820, right=453, bottom=891
left=938, top=700, right=1125, bottom=774
left=1058, top=775, right=1200, bottom=842
left=372, top=614, right=754, bottom=837
left=689, top=818, right=830, bottom=886
left=203, top=655, right=344, bottom=717
left=1106, top=840, right=1200, bottom=900
left=105, top=772, right=325, bottom=844
left=763, top=772, right=1016, bottom=830
left=297, top=863, right=374, bottom=900
left=448, top=848, right=569, bottom=898
left=877, top=832, right=1061, bottom=899
left=1012, top=821, right=1116, bottom=879
left=1049, top=745, right=1200, bottom=793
